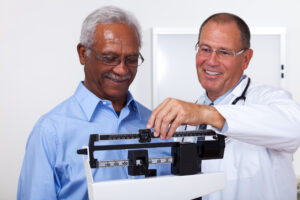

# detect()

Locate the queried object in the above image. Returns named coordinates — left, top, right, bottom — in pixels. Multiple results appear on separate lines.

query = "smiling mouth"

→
left=205, top=70, right=222, bottom=76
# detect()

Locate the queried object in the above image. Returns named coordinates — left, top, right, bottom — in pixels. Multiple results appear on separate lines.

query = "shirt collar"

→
left=74, top=82, right=141, bottom=121
left=204, top=75, right=247, bottom=105
left=126, top=91, right=141, bottom=120
left=74, top=82, right=101, bottom=121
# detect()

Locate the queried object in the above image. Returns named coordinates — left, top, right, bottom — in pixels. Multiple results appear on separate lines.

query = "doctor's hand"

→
left=146, top=98, right=225, bottom=139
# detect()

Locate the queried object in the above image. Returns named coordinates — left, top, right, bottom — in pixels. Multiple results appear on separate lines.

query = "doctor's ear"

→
left=242, top=48, right=253, bottom=70
left=77, top=43, right=87, bottom=65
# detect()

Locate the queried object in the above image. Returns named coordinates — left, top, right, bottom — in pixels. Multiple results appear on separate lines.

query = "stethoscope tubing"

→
left=182, top=77, right=251, bottom=143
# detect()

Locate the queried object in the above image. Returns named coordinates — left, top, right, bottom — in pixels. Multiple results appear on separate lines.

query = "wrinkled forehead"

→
left=93, top=23, right=139, bottom=49
left=199, top=21, right=243, bottom=50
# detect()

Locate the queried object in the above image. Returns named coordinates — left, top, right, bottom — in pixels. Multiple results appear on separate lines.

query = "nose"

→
left=207, top=51, right=219, bottom=65
left=112, top=59, right=129, bottom=75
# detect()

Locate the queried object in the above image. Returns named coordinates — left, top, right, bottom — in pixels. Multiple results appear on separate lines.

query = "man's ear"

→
left=242, top=48, right=253, bottom=71
left=77, top=43, right=87, bottom=65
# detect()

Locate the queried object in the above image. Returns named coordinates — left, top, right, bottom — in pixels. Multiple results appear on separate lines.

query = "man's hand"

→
left=147, top=98, right=225, bottom=139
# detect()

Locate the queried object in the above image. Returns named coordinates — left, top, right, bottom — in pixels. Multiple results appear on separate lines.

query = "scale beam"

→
left=93, top=129, right=217, bottom=143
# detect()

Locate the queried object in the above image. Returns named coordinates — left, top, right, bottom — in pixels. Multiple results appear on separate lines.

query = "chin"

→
left=203, top=83, right=222, bottom=93
left=107, top=90, right=128, bottom=99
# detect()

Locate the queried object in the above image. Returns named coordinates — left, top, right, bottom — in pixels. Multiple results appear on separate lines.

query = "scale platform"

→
left=83, top=158, right=226, bottom=200
left=78, top=129, right=227, bottom=199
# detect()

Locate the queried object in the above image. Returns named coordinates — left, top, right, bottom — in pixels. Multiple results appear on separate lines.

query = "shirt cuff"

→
left=220, top=121, right=228, bottom=133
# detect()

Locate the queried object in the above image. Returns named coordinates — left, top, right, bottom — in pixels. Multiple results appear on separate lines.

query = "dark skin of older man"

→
left=77, top=23, right=139, bottom=112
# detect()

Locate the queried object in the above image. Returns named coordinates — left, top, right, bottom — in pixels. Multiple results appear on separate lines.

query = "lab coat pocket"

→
left=226, top=141, right=260, bottom=180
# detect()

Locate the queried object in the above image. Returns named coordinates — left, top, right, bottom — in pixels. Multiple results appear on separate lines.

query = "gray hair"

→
left=80, top=6, right=142, bottom=49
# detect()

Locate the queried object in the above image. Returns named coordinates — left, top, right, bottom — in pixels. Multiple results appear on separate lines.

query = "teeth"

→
left=205, top=70, right=221, bottom=75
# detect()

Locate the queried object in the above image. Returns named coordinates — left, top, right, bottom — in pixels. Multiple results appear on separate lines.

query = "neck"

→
left=111, top=97, right=127, bottom=112
left=207, top=91, right=223, bottom=102
left=83, top=81, right=127, bottom=112
left=207, top=75, right=246, bottom=102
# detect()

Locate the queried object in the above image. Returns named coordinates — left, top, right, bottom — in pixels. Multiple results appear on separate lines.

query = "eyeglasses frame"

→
left=86, top=46, right=144, bottom=67
left=195, top=42, right=247, bottom=58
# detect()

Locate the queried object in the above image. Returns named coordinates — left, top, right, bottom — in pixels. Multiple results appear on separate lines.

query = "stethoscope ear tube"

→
left=231, top=78, right=251, bottom=105
left=183, top=77, right=251, bottom=142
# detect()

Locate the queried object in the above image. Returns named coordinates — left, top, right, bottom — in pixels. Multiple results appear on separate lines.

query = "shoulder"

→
left=27, top=96, right=78, bottom=141
left=247, top=82, right=293, bottom=104
left=248, top=82, right=291, bottom=96
left=46, top=95, right=80, bottom=117
left=25, top=114, right=58, bottom=157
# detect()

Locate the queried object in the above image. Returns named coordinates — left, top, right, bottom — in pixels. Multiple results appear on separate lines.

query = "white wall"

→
left=1, top=0, right=300, bottom=198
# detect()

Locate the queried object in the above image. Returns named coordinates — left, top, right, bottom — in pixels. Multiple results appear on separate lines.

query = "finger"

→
left=160, top=109, right=178, bottom=139
left=166, top=116, right=182, bottom=139
left=153, top=100, right=174, bottom=137
left=155, top=98, right=181, bottom=138
left=147, top=99, right=171, bottom=129
left=153, top=107, right=171, bottom=137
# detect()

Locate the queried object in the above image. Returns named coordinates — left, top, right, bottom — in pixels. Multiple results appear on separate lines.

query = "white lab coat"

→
left=187, top=76, right=300, bottom=200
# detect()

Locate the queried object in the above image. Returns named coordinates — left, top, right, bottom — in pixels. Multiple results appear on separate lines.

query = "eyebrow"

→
left=199, top=44, right=232, bottom=51
left=199, top=43, right=210, bottom=48
left=101, top=51, right=139, bottom=57
left=101, top=51, right=119, bottom=56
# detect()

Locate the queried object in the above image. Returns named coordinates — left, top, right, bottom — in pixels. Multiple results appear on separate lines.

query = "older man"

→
left=18, top=6, right=169, bottom=199
left=147, top=13, right=300, bottom=199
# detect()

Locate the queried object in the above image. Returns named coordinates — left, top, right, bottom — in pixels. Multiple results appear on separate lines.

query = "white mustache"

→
left=104, top=72, right=131, bottom=81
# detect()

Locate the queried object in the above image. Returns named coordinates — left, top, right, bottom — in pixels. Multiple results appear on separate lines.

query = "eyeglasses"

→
left=195, top=42, right=246, bottom=59
left=87, top=47, right=144, bottom=68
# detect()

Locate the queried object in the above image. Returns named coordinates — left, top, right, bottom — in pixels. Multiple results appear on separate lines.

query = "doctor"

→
left=147, top=13, right=300, bottom=199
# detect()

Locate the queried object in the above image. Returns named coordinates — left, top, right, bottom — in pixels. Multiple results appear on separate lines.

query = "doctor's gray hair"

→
left=79, top=6, right=142, bottom=49
left=198, top=13, right=251, bottom=49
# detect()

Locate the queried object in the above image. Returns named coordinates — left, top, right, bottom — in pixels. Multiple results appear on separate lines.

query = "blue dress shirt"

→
left=18, top=82, right=171, bottom=200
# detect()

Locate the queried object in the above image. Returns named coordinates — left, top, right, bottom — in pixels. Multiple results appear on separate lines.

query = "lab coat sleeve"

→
left=17, top=117, right=58, bottom=200
left=214, top=86, right=300, bottom=153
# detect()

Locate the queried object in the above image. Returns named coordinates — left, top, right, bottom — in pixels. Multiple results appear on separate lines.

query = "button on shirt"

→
left=18, top=82, right=171, bottom=200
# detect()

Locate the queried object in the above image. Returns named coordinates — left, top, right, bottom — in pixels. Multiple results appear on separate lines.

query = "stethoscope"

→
left=231, top=77, right=251, bottom=105
left=182, top=77, right=251, bottom=142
